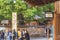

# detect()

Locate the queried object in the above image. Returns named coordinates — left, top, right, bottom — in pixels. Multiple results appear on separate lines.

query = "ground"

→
left=30, top=37, right=53, bottom=40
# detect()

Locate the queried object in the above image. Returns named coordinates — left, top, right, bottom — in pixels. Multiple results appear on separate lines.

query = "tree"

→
left=0, top=0, right=54, bottom=21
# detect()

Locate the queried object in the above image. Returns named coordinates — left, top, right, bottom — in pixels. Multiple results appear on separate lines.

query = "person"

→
left=21, top=29, right=26, bottom=40
left=46, top=27, right=47, bottom=37
left=46, top=20, right=53, bottom=39
left=1, top=30, right=5, bottom=40
left=13, top=29, right=18, bottom=40
left=0, top=31, right=2, bottom=40
left=24, top=30, right=30, bottom=40
left=18, top=29, right=22, bottom=40
left=5, top=29, right=8, bottom=40
left=7, top=29, right=12, bottom=40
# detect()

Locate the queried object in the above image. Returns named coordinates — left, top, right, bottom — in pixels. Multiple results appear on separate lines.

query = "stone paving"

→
left=30, top=37, right=53, bottom=40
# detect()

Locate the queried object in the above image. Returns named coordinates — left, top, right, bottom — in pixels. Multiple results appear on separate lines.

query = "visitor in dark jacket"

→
left=13, top=29, right=18, bottom=40
left=25, top=30, right=30, bottom=40
left=1, top=30, right=5, bottom=40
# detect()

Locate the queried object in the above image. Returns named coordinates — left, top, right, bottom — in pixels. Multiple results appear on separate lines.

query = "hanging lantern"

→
left=44, top=9, right=54, bottom=20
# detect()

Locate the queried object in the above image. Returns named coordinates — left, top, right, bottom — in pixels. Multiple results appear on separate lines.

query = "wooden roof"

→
left=24, top=0, right=59, bottom=6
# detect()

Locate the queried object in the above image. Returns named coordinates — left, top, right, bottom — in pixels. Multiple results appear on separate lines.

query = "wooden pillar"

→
left=54, top=1, right=60, bottom=40
left=53, top=13, right=57, bottom=40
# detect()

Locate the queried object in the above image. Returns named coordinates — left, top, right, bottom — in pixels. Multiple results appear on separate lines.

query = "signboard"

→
left=0, top=27, right=6, bottom=31
left=12, top=12, right=17, bottom=30
left=1, top=20, right=9, bottom=24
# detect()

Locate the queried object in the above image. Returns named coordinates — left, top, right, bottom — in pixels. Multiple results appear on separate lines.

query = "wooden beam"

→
left=25, top=0, right=58, bottom=6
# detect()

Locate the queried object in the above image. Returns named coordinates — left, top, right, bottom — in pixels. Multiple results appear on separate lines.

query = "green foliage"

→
left=0, top=0, right=54, bottom=21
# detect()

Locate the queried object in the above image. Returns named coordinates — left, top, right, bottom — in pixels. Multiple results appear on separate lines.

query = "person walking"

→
left=25, top=30, right=30, bottom=40
left=5, top=29, right=8, bottom=40
left=21, top=29, right=26, bottom=40
left=13, top=29, right=18, bottom=40
left=1, top=30, right=5, bottom=40
left=18, top=29, right=22, bottom=40
left=7, top=29, right=12, bottom=40
left=0, top=31, right=2, bottom=40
